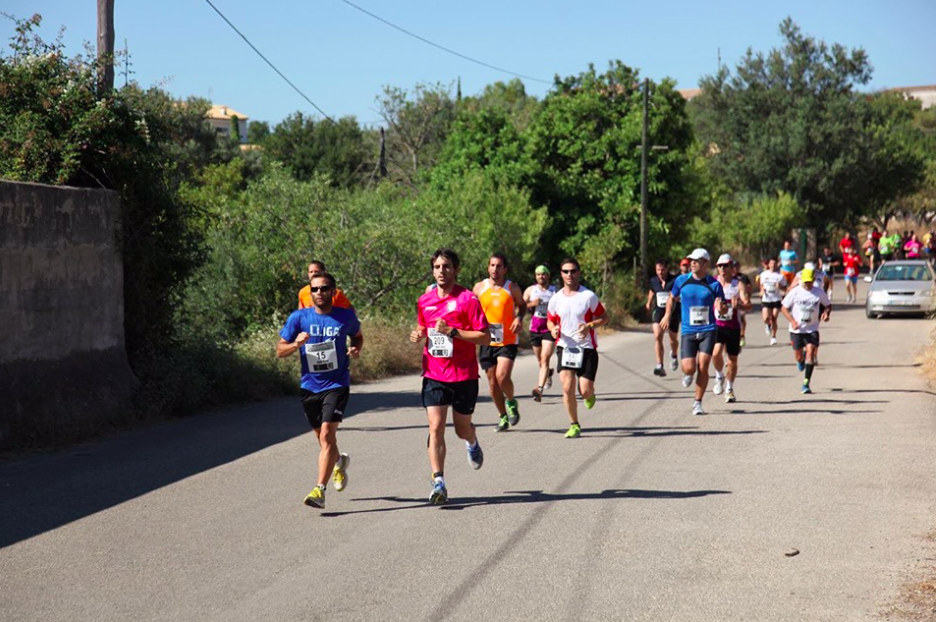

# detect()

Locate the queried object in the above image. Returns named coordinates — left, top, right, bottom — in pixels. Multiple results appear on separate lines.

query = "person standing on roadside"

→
left=546, top=258, right=607, bottom=438
left=524, top=265, right=557, bottom=402
left=474, top=254, right=525, bottom=432
left=277, top=272, right=363, bottom=510
left=645, top=259, right=679, bottom=377
left=660, top=248, right=728, bottom=416
left=781, top=268, right=831, bottom=394
left=410, top=248, right=490, bottom=505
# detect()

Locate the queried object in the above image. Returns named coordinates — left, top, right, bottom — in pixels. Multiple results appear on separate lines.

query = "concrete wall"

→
left=0, top=181, right=138, bottom=448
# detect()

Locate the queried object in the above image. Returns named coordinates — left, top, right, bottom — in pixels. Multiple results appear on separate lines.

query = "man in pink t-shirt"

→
left=409, top=248, right=490, bottom=505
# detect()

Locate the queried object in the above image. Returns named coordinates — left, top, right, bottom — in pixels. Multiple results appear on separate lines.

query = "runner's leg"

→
left=486, top=366, right=507, bottom=414
left=495, top=357, right=515, bottom=402
left=560, top=370, right=578, bottom=424
left=316, top=422, right=340, bottom=487
left=427, top=406, right=448, bottom=474
left=653, top=323, right=665, bottom=366
left=695, top=352, right=712, bottom=400
left=578, top=377, right=595, bottom=403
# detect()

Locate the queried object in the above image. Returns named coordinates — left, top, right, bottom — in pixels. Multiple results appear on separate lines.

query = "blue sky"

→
left=3, top=1, right=934, bottom=127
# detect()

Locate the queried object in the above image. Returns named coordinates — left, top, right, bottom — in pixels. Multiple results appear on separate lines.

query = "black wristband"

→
left=450, top=328, right=459, bottom=340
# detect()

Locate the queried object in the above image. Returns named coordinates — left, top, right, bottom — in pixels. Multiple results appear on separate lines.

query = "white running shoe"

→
left=764, top=325, right=771, bottom=336
left=725, top=389, right=736, bottom=403
left=670, top=356, right=678, bottom=372
left=713, top=375, right=725, bottom=395
left=692, top=401, right=705, bottom=416
left=770, top=337, right=777, bottom=346
left=682, top=374, right=693, bottom=388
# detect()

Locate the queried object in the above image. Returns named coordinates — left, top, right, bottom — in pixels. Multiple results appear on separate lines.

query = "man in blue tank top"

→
left=660, top=248, right=727, bottom=416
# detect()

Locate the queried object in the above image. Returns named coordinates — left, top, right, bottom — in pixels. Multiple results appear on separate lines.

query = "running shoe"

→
left=584, top=395, right=596, bottom=409
left=653, top=364, right=666, bottom=377
left=725, top=389, right=736, bottom=403
left=801, top=381, right=812, bottom=395
left=770, top=337, right=777, bottom=346
left=670, top=356, right=678, bottom=372
left=506, top=400, right=520, bottom=427
left=739, top=337, right=746, bottom=348
left=531, top=386, right=543, bottom=402
left=682, top=374, right=693, bottom=388
left=429, top=481, right=448, bottom=505
left=797, top=361, right=805, bottom=372
left=496, top=414, right=510, bottom=432
left=713, top=375, right=725, bottom=395
left=545, top=369, right=554, bottom=390
left=304, top=485, right=325, bottom=509
left=332, top=453, right=350, bottom=492
left=692, top=401, right=705, bottom=416
left=764, top=325, right=771, bottom=336
left=565, top=423, right=581, bottom=438
left=467, top=442, right=484, bottom=470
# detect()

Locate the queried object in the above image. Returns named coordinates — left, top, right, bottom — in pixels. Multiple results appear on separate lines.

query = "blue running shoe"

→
left=801, top=381, right=812, bottom=394
left=429, top=481, right=448, bottom=505
left=797, top=361, right=805, bottom=372
left=468, top=442, right=484, bottom=470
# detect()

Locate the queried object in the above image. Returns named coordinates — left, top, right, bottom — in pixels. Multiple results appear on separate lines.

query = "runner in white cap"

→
left=660, top=248, right=728, bottom=415
left=525, top=265, right=557, bottom=401
left=712, top=254, right=751, bottom=403
left=759, top=257, right=787, bottom=346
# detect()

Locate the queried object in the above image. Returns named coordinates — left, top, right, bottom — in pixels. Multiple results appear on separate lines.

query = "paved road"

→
left=2, top=281, right=935, bottom=621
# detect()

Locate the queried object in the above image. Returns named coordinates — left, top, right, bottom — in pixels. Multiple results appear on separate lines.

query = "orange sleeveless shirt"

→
left=478, top=279, right=517, bottom=346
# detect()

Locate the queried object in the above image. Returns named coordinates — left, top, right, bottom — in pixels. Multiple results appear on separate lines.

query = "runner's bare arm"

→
left=277, top=333, right=309, bottom=358
left=348, top=331, right=363, bottom=358
left=738, top=281, right=753, bottom=312
left=645, top=288, right=654, bottom=311
left=511, top=282, right=526, bottom=320
left=435, top=318, right=490, bottom=345
left=659, top=294, right=675, bottom=332
left=409, top=325, right=426, bottom=343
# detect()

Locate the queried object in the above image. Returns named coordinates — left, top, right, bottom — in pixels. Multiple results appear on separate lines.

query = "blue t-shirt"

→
left=779, top=249, right=797, bottom=271
left=671, top=274, right=725, bottom=334
left=280, top=307, right=361, bottom=393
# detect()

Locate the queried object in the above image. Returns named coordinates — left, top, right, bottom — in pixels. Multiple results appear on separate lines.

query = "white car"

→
left=864, top=260, right=936, bottom=318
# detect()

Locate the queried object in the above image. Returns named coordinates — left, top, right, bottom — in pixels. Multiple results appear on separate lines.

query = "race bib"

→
left=800, top=309, right=813, bottom=323
left=562, top=346, right=584, bottom=369
left=489, top=323, right=504, bottom=343
left=716, top=306, right=735, bottom=321
left=428, top=328, right=454, bottom=358
left=534, top=301, right=548, bottom=319
left=689, top=306, right=708, bottom=326
left=765, top=283, right=777, bottom=294
left=846, top=266, right=857, bottom=277
left=305, top=340, right=338, bottom=373
left=655, top=291, right=670, bottom=308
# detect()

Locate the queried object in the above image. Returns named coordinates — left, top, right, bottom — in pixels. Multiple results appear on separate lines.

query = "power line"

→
left=202, top=0, right=334, bottom=121
left=336, top=0, right=552, bottom=85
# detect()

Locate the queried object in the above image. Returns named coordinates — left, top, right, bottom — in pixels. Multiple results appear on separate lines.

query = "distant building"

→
left=207, top=105, right=249, bottom=143
left=886, top=85, right=936, bottom=110
left=677, top=88, right=701, bottom=101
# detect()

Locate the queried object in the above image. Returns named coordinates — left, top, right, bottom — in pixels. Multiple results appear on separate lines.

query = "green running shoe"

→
left=584, top=395, right=596, bottom=409
left=496, top=414, right=510, bottom=432
left=565, top=423, right=581, bottom=438
left=506, top=399, right=520, bottom=426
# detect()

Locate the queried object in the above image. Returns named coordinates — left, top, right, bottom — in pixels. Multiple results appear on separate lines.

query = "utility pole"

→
left=97, top=0, right=115, bottom=94
left=639, top=78, right=649, bottom=286
left=378, top=127, right=388, bottom=179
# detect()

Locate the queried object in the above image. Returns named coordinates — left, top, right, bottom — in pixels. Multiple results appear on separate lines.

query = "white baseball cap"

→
left=804, top=261, right=816, bottom=270
left=687, top=248, right=711, bottom=261
left=716, top=253, right=733, bottom=266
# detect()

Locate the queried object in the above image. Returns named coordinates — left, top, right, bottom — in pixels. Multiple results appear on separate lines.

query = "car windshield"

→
left=876, top=264, right=933, bottom=281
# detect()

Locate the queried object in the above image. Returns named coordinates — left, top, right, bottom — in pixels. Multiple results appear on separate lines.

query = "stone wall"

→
left=0, top=181, right=138, bottom=448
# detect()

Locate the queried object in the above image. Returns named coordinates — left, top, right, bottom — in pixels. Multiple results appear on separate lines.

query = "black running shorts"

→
left=652, top=307, right=679, bottom=332
left=715, top=327, right=742, bottom=356
left=478, top=344, right=518, bottom=371
left=300, top=386, right=350, bottom=429
left=762, top=301, right=782, bottom=310
left=790, top=331, right=820, bottom=350
left=556, top=346, right=599, bottom=381
left=421, top=378, right=479, bottom=415
left=529, top=331, right=555, bottom=348
left=680, top=330, right=716, bottom=359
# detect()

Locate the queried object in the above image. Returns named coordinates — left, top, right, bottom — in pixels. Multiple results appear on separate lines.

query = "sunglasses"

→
left=309, top=286, right=333, bottom=293
left=561, top=269, right=579, bottom=274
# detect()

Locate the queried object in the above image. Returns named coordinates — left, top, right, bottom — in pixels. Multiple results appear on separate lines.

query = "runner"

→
left=863, top=227, right=882, bottom=274
left=474, top=253, right=525, bottom=432
left=818, top=246, right=838, bottom=301
left=839, top=232, right=855, bottom=257
left=733, top=259, right=752, bottom=348
left=841, top=246, right=862, bottom=303
left=410, top=248, right=490, bottom=505
left=277, top=272, right=363, bottom=510
left=904, top=233, right=924, bottom=259
left=758, top=257, right=787, bottom=346
left=524, top=265, right=557, bottom=402
left=645, top=259, right=679, bottom=377
left=780, top=268, right=832, bottom=394
left=712, top=255, right=752, bottom=403
left=298, top=260, right=353, bottom=309
left=660, top=248, right=727, bottom=416
left=546, top=258, right=607, bottom=438
left=779, top=240, right=798, bottom=286
left=879, top=230, right=896, bottom=263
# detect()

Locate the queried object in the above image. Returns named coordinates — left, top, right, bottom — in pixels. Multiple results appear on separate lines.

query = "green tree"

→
left=691, top=17, right=924, bottom=230
left=264, top=112, right=368, bottom=188
left=246, top=119, right=270, bottom=144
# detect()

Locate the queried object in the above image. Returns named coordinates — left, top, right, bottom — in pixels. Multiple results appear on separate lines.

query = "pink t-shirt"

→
left=417, top=285, right=488, bottom=382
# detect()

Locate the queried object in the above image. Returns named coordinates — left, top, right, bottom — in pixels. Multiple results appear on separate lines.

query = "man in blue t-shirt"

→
left=779, top=240, right=798, bottom=285
left=278, top=272, right=363, bottom=510
left=660, top=248, right=727, bottom=416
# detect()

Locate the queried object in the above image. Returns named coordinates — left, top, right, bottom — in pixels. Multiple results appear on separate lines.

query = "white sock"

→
left=466, top=440, right=478, bottom=451
left=726, top=380, right=733, bottom=391
left=716, top=371, right=725, bottom=380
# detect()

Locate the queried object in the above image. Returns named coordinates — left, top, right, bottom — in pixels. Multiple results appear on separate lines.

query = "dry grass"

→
left=352, top=316, right=422, bottom=382
left=918, top=327, right=936, bottom=383
left=880, top=531, right=936, bottom=621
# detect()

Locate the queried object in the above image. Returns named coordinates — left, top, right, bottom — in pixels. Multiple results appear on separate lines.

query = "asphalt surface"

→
left=2, top=280, right=935, bottom=622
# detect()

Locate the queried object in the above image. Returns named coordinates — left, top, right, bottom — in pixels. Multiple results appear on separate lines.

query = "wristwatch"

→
left=449, top=328, right=459, bottom=340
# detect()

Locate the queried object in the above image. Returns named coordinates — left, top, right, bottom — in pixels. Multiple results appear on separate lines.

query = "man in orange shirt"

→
left=298, top=260, right=353, bottom=309
left=473, top=253, right=525, bottom=432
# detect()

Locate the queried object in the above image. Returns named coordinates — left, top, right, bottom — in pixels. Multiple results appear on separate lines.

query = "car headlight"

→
left=868, top=290, right=887, bottom=300
left=918, top=290, right=934, bottom=297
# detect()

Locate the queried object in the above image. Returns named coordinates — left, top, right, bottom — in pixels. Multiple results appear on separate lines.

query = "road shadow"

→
left=830, top=387, right=936, bottom=397
left=506, top=426, right=766, bottom=438
left=720, top=408, right=882, bottom=415
left=0, top=389, right=426, bottom=548
left=320, top=488, right=732, bottom=517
